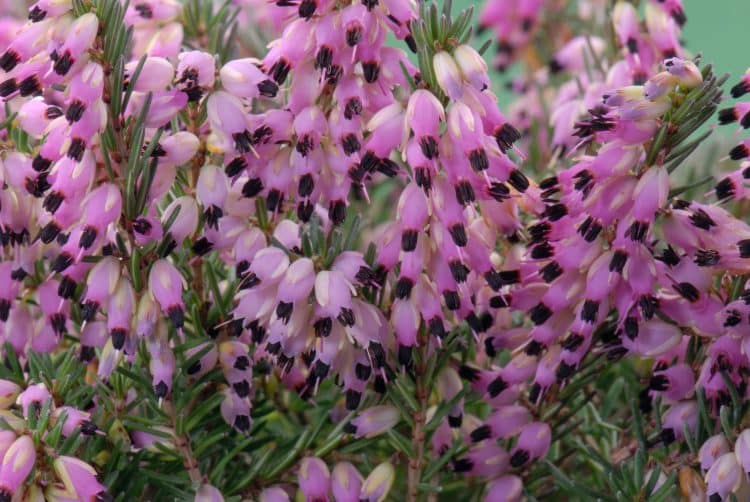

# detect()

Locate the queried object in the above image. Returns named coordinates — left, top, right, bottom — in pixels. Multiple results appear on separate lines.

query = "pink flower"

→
left=359, top=462, right=394, bottom=502
left=195, top=484, right=224, bottom=502
left=705, top=453, right=744, bottom=501
left=53, top=456, right=107, bottom=501
left=331, top=462, right=363, bottom=502
left=148, top=259, right=186, bottom=330
left=297, top=457, right=330, bottom=501
left=0, top=435, right=35, bottom=499
left=347, top=405, right=399, bottom=438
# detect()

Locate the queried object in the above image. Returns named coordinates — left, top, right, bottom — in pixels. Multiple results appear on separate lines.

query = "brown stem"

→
left=408, top=338, right=428, bottom=502
left=165, top=400, right=203, bottom=484
left=187, top=104, right=207, bottom=305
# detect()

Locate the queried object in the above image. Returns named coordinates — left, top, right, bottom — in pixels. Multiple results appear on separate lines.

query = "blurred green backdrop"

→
left=682, top=0, right=747, bottom=81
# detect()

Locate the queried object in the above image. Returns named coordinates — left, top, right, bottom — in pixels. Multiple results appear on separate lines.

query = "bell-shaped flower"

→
left=347, top=405, right=399, bottom=439
left=405, top=90, right=444, bottom=160
left=433, top=51, right=463, bottom=100
left=297, top=457, right=330, bottom=502
left=148, top=259, right=186, bottom=329
left=331, top=462, right=363, bottom=502
left=81, top=256, right=121, bottom=322
left=315, top=270, right=355, bottom=325
left=706, top=452, right=744, bottom=501
left=698, top=434, right=730, bottom=472
left=509, top=422, right=551, bottom=468
left=125, top=57, right=174, bottom=93
left=220, top=58, right=278, bottom=99
left=454, top=44, right=489, bottom=91
left=107, top=279, right=136, bottom=350
left=53, top=456, right=107, bottom=501
left=17, top=383, right=51, bottom=419
left=484, top=475, right=523, bottom=502
left=0, top=435, right=35, bottom=499
left=359, top=462, right=395, bottom=502
left=52, top=13, right=98, bottom=75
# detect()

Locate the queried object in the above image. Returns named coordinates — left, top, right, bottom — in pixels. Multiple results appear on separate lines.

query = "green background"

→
left=681, top=0, right=746, bottom=82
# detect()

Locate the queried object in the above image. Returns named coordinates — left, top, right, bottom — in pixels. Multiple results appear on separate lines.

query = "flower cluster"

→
left=0, top=381, right=107, bottom=500
left=716, top=69, right=750, bottom=201
left=247, top=458, right=395, bottom=502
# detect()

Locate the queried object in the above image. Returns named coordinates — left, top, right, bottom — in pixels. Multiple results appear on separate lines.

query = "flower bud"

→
left=397, top=182, right=429, bottom=247
left=644, top=72, right=679, bottom=101
left=196, top=165, right=229, bottom=229
left=272, top=220, right=301, bottom=252
left=53, top=456, right=106, bottom=501
left=259, top=486, right=290, bottom=502
left=360, top=462, right=395, bottom=502
left=347, top=405, right=399, bottom=438
left=162, top=195, right=200, bottom=246
left=664, top=57, right=702, bottom=88
left=97, top=339, right=123, bottom=380
left=706, top=452, right=743, bottom=501
left=0, top=381, right=20, bottom=410
left=298, top=457, right=330, bottom=501
left=125, top=57, right=175, bottom=93
left=79, top=184, right=122, bottom=244
left=645, top=4, right=680, bottom=57
left=735, top=429, right=750, bottom=474
left=195, top=483, right=224, bottom=502
left=699, top=434, right=730, bottom=471
left=131, top=426, right=176, bottom=451
left=332, top=461, right=363, bottom=502
left=160, top=131, right=201, bottom=167
left=0, top=435, right=35, bottom=498
left=207, top=91, right=254, bottom=154
left=433, top=51, right=463, bottom=100
left=135, top=292, right=160, bottom=338
left=454, top=44, right=489, bottom=91
left=246, top=247, right=290, bottom=288
left=484, top=475, right=523, bottom=502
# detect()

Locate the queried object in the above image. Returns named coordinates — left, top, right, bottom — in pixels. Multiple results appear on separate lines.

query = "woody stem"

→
left=408, top=343, right=428, bottom=502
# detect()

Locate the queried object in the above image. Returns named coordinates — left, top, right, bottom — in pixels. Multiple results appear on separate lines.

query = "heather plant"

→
left=0, top=0, right=749, bottom=500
